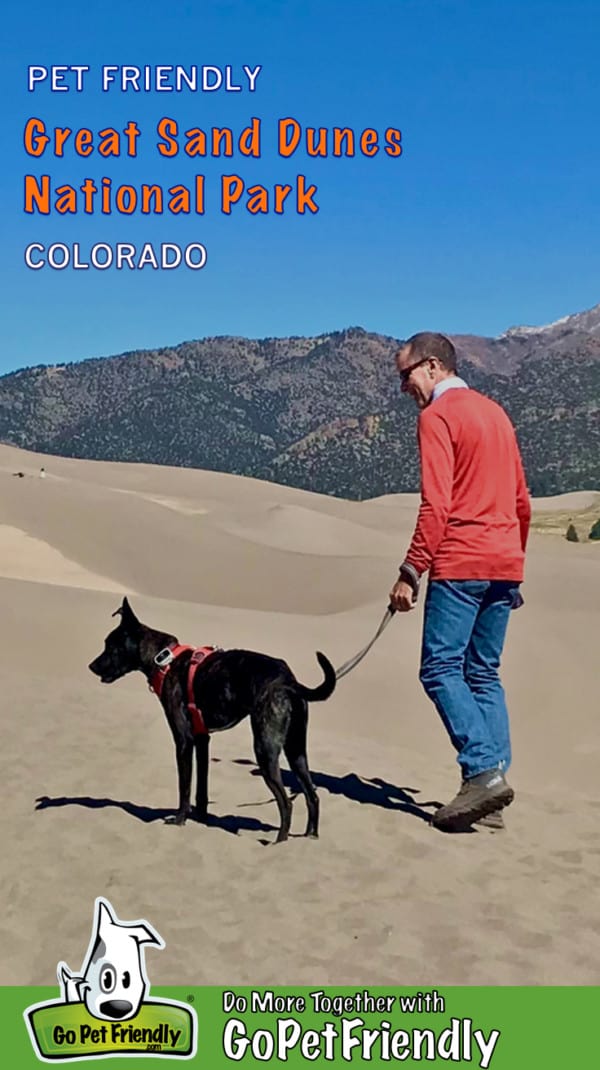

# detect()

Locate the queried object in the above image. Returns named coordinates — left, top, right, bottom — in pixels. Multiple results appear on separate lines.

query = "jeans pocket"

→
left=445, top=579, right=489, bottom=600
left=511, top=587, right=524, bottom=610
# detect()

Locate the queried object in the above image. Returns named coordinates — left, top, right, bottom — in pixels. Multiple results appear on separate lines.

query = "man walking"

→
left=390, top=332, right=530, bottom=831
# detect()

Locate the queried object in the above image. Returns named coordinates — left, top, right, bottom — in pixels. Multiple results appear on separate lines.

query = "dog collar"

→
left=149, top=643, right=193, bottom=699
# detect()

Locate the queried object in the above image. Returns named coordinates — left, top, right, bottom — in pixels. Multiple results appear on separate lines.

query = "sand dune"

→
left=0, top=526, right=135, bottom=593
left=0, top=444, right=599, bottom=986
left=215, top=503, right=403, bottom=556
left=531, top=490, right=600, bottom=512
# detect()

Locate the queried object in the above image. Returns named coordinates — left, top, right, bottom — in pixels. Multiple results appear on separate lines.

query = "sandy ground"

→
left=1, top=444, right=599, bottom=987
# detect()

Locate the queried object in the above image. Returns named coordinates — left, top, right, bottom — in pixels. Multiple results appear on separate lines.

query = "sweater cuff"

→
left=399, top=561, right=421, bottom=599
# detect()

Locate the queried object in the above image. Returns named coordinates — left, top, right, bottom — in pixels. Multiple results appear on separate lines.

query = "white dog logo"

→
left=57, top=897, right=164, bottom=1021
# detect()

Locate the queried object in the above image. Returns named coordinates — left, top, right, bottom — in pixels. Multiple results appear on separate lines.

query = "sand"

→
left=1, top=443, right=599, bottom=987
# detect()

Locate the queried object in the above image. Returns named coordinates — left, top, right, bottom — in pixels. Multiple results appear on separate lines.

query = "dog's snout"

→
left=99, top=999, right=134, bottom=1019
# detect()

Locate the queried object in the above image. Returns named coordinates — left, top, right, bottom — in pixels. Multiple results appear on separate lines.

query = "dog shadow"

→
left=34, top=795, right=277, bottom=837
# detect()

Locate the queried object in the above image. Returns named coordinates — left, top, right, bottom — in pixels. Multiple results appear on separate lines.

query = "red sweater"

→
left=404, top=387, right=531, bottom=581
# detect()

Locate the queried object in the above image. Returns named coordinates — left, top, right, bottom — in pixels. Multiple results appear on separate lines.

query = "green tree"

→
left=588, top=518, right=600, bottom=541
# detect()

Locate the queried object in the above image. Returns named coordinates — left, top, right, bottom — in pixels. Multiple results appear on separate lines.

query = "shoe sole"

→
left=475, top=812, right=505, bottom=830
left=433, top=786, right=514, bottom=833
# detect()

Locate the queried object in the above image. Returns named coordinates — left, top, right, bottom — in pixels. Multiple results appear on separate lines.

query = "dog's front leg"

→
left=193, top=734, right=210, bottom=821
left=164, top=740, right=193, bottom=826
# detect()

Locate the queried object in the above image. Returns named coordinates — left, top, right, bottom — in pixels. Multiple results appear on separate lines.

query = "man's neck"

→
left=431, top=375, right=469, bottom=402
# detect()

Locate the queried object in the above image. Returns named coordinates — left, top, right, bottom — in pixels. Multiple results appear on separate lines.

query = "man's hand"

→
left=389, top=578, right=416, bottom=613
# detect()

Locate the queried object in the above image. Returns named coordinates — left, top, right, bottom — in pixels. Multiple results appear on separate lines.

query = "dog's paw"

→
left=163, top=813, right=188, bottom=826
left=191, top=807, right=208, bottom=824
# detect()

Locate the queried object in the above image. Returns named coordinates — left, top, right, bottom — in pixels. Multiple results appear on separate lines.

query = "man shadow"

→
left=235, top=758, right=439, bottom=824
left=312, top=771, right=439, bottom=824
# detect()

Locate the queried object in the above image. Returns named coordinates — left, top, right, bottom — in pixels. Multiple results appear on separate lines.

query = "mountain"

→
left=1, top=308, right=599, bottom=499
left=501, top=302, right=600, bottom=340
left=453, top=302, right=600, bottom=373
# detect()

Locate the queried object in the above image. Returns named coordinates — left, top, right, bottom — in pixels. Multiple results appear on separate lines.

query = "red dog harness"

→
left=149, top=643, right=219, bottom=735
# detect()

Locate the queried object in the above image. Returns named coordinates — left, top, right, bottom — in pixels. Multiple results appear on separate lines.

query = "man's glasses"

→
left=398, top=356, right=431, bottom=384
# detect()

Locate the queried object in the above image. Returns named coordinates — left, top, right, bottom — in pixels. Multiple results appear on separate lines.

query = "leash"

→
left=335, top=605, right=396, bottom=680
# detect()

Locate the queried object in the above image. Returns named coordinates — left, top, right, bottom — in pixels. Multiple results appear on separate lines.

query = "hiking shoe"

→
left=432, top=769, right=514, bottom=832
left=475, top=809, right=505, bottom=831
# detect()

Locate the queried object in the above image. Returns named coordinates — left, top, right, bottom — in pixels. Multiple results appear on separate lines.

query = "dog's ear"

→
left=128, top=922, right=164, bottom=949
left=58, top=962, right=83, bottom=1003
left=112, top=597, right=140, bottom=632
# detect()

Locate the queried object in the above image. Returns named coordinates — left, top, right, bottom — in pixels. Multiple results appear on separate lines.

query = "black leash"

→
left=335, top=605, right=396, bottom=680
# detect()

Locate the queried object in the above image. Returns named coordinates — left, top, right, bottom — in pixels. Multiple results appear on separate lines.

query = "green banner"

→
left=3, top=986, right=596, bottom=1068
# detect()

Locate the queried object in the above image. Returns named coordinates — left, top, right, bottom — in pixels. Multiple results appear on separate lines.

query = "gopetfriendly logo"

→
left=24, top=897, right=197, bottom=1061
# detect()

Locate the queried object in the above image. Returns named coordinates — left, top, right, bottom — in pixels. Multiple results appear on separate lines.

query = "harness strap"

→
left=149, top=644, right=193, bottom=700
left=149, top=643, right=218, bottom=736
left=186, top=647, right=217, bottom=736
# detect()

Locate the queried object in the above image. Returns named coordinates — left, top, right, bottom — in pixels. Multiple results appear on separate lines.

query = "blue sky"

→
left=1, top=0, right=599, bottom=372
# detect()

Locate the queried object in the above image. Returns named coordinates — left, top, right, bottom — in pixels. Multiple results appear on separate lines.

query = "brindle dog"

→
left=89, top=598, right=336, bottom=843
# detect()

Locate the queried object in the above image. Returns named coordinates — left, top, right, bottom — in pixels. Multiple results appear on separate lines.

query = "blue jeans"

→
left=419, top=579, right=519, bottom=779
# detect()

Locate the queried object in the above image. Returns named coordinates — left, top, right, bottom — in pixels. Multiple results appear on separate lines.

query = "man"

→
left=390, top=332, right=530, bottom=832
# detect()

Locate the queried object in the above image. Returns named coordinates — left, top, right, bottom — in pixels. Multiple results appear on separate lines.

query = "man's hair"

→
left=404, top=332, right=457, bottom=372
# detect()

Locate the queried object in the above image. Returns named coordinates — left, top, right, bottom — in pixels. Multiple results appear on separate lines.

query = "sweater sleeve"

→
left=514, top=442, right=531, bottom=552
left=403, top=408, right=454, bottom=576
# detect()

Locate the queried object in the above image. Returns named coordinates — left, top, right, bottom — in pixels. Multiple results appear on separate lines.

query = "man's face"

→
left=395, top=345, right=436, bottom=409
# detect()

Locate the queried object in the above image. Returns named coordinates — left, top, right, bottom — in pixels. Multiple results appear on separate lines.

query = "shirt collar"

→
left=432, top=376, right=469, bottom=402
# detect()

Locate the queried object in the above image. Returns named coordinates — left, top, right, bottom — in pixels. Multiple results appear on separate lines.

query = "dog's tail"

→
left=296, top=652, right=336, bottom=702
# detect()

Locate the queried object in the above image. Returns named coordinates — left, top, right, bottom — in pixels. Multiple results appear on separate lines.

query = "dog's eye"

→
left=122, top=971, right=131, bottom=989
left=99, top=965, right=116, bottom=993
